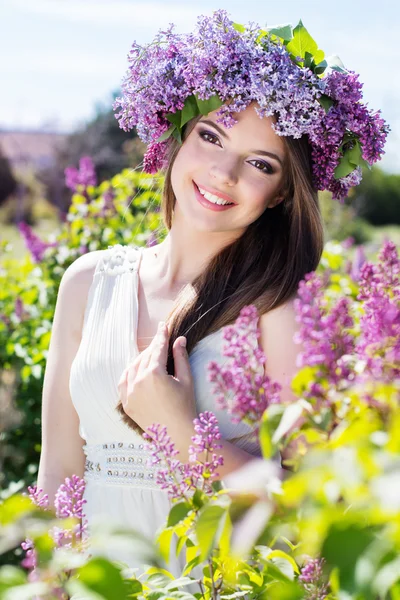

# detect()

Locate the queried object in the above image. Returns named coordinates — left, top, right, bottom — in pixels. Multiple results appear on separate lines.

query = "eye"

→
left=249, top=159, right=274, bottom=175
left=198, top=129, right=221, bottom=146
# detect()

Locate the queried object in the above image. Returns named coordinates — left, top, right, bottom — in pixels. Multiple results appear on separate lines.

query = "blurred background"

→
left=0, top=0, right=399, bottom=250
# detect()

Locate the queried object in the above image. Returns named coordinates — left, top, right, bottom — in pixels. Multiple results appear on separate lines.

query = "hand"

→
left=116, top=322, right=197, bottom=437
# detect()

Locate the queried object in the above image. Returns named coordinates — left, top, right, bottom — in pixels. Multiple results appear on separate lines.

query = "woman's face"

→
left=170, top=102, right=286, bottom=234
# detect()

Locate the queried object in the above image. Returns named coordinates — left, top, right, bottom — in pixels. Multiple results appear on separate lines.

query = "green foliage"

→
left=0, top=170, right=165, bottom=494
left=353, top=166, right=400, bottom=226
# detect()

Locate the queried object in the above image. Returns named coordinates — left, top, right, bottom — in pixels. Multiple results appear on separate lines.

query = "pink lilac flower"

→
left=299, top=557, right=329, bottom=599
left=187, top=411, right=224, bottom=491
left=144, top=412, right=224, bottom=500
left=143, top=424, right=186, bottom=500
left=54, top=475, right=88, bottom=543
left=355, top=240, right=400, bottom=381
left=207, top=305, right=281, bottom=430
left=22, top=478, right=88, bottom=576
left=350, top=245, right=367, bottom=282
left=18, top=222, right=56, bottom=263
left=113, top=9, right=389, bottom=201
left=294, top=272, right=355, bottom=401
left=64, top=156, right=97, bottom=192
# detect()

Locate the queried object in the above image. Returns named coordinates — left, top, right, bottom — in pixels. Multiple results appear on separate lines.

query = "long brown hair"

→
left=117, top=112, right=324, bottom=432
left=163, top=115, right=324, bottom=372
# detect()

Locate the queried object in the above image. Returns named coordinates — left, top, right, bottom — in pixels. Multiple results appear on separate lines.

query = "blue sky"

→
left=1, top=0, right=399, bottom=172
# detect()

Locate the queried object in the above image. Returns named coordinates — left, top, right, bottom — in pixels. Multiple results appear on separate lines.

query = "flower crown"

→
left=113, top=10, right=389, bottom=202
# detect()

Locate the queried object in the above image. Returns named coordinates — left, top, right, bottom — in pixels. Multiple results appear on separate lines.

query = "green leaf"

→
left=259, top=404, right=286, bottom=459
left=322, top=523, right=375, bottom=593
left=334, top=140, right=368, bottom=179
left=233, top=22, right=246, bottom=33
left=73, top=557, right=128, bottom=600
left=0, top=566, right=27, bottom=594
left=194, top=94, right=223, bottom=116
left=166, top=111, right=182, bottom=128
left=192, top=489, right=206, bottom=510
left=0, top=494, right=35, bottom=526
left=156, top=527, right=174, bottom=563
left=286, top=20, right=324, bottom=64
left=211, top=480, right=223, bottom=493
left=181, top=95, right=199, bottom=127
left=171, top=127, right=182, bottom=144
left=195, top=505, right=226, bottom=561
left=156, top=125, right=176, bottom=143
left=259, top=419, right=274, bottom=459
left=315, top=59, right=328, bottom=75
left=266, top=24, right=293, bottom=41
left=183, top=554, right=202, bottom=577
left=318, top=94, right=334, bottom=113
left=167, top=501, right=192, bottom=527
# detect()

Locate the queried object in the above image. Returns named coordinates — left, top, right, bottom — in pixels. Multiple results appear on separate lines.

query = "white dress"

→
left=69, top=243, right=264, bottom=578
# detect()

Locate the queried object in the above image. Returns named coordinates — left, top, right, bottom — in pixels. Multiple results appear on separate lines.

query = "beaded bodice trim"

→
left=96, top=244, right=143, bottom=277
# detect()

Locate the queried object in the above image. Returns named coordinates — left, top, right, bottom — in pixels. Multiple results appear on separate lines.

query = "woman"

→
left=36, top=10, right=388, bottom=578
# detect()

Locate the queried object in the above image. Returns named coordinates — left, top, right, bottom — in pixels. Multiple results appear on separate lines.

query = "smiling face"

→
left=170, top=102, right=286, bottom=235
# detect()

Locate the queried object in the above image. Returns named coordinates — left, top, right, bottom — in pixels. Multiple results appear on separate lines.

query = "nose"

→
left=209, top=156, right=239, bottom=187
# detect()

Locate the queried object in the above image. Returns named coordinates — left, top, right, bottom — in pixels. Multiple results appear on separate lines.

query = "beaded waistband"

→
left=83, top=441, right=170, bottom=489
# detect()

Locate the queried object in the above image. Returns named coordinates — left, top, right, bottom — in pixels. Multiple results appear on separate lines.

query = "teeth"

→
left=198, top=187, right=233, bottom=206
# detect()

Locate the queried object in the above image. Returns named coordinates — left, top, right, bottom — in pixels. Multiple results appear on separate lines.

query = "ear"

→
left=267, top=195, right=285, bottom=209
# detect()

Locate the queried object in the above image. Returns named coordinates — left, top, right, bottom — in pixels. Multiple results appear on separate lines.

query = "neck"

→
left=152, top=220, right=240, bottom=292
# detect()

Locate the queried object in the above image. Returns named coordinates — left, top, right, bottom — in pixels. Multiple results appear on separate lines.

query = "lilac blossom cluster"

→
left=18, top=221, right=56, bottom=263
left=294, top=272, right=355, bottom=402
left=21, top=477, right=88, bottom=580
left=356, top=240, right=400, bottom=381
left=207, top=305, right=281, bottom=429
left=299, top=558, right=329, bottom=599
left=143, top=411, right=224, bottom=501
left=64, top=156, right=97, bottom=193
left=113, top=9, right=388, bottom=200
left=294, top=240, right=400, bottom=405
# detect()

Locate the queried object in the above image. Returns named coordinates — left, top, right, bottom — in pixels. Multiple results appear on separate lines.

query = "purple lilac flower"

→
left=350, top=245, right=367, bottom=282
left=355, top=240, right=400, bottom=381
left=299, top=557, right=329, bottom=599
left=22, top=478, right=88, bottom=574
left=144, top=412, right=224, bottom=500
left=143, top=424, right=186, bottom=500
left=207, top=305, right=281, bottom=430
left=293, top=272, right=355, bottom=402
left=18, top=222, right=56, bottom=263
left=188, top=411, right=224, bottom=491
left=64, top=156, right=97, bottom=192
left=21, top=538, right=37, bottom=571
left=113, top=10, right=389, bottom=201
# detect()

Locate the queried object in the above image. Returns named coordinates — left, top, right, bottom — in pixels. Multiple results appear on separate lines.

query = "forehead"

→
left=201, top=103, right=285, bottom=154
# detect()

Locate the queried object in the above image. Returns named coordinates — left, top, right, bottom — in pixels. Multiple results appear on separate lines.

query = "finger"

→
left=172, top=336, right=192, bottom=385
left=136, top=323, right=164, bottom=378
left=148, top=321, right=169, bottom=372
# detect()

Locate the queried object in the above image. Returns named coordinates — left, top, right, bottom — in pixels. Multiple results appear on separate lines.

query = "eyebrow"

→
left=199, top=119, right=284, bottom=166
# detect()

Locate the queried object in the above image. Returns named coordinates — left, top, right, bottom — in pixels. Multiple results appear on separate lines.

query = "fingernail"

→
left=180, top=337, right=187, bottom=348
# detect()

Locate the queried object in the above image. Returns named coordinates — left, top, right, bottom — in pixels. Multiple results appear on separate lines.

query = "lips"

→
left=195, top=182, right=236, bottom=205
left=193, top=181, right=237, bottom=212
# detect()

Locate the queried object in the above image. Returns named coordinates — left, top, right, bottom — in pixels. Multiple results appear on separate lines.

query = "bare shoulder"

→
left=258, top=297, right=300, bottom=404
left=259, top=297, right=298, bottom=333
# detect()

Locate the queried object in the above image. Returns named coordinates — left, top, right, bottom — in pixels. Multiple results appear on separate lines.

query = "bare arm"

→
left=36, top=250, right=103, bottom=507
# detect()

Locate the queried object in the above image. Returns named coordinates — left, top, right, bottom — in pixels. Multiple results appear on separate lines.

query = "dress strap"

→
left=95, top=244, right=143, bottom=277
